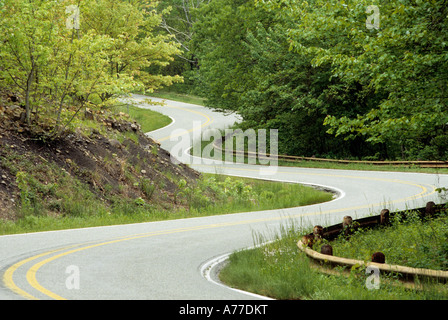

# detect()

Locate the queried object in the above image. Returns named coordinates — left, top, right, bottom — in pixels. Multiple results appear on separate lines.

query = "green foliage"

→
left=276, top=0, right=448, bottom=158
left=15, top=171, right=33, bottom=212
left=187, top=0, right=448, bottom=160
left=134, top=197, right=146, bottom=206
left=220, top=219, right=448, bottom=300
left=140, top=178, right=156, bottom=200
left=331, top=211, right=448, bottom=271
left=0, top=0, right=181, bottom=138
left=190, top=0, right=261, bottom=109
left=182, top=174, right=333, bottom=214
left=189, top=0, right=384, bottom=158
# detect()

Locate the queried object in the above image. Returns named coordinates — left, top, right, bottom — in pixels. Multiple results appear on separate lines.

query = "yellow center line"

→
left=8, top=170, right=435, bottom=300
left=150, top=104, right=213, bottom=142
left=1, top=99, right=439, bottom=300
left=24, top=224, right=237, bottom=300
left=2, top=245, right=82, bottom=300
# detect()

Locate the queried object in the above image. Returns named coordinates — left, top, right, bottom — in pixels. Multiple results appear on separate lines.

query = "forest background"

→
left=1, top=0, right=447, bottom=161
left=155, top=0, right=448, bottom=161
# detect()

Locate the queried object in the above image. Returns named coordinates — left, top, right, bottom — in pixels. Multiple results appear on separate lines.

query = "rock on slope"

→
left=0, top=101, right=200, bottom=221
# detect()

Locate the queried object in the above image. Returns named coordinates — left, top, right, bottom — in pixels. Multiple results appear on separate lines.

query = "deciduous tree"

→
left=0, top=0, right=181, bottom=138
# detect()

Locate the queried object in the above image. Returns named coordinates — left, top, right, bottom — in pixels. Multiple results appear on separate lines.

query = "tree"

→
left=158, top=0, right=211, bottom=67
left=190, top=0, right=380, bottom=157
left=275, top=0, right=448, bottom=159
left=190, top=0, right=266, bottom=110
left=81, top=0, right=183, bottom=100
left=184, top=0, right=448, bottom=159
left=0, top=0, right=58, bottom=125
left=0, top=0, right=182, bottom=138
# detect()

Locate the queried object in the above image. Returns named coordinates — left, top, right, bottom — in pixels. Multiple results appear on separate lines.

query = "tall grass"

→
left=329, top=211, right=448, bottom=271
left=219, top=220, right=448, bottom=300
left=0, top=168, right=334, bottom=235
left=114, top=104, right=172, bottom=133
left=182, top=174, right=334, bottom=217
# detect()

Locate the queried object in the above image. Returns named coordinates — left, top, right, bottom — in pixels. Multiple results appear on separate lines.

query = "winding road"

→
left=1, top=95, right=447, bottom=300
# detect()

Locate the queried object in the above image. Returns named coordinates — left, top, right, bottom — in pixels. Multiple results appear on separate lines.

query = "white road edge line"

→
left=186, top=146, right=347, bottom=203
left=200, top=246, right=275, bottom=301
left=145, top=115, right=176, bottom=135
left=191, top=145, right=348, bottom=300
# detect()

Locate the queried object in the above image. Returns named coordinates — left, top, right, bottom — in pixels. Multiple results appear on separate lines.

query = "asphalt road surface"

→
left=1, top=95, right=447, bottom=300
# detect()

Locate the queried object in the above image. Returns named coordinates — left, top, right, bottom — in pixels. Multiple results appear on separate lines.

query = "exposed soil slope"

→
left=0, top=96, right=200, bottom=221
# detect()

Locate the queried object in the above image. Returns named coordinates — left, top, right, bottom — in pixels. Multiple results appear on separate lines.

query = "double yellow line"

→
left=2, top=173, right=435, bottom=300
left=144, top=101, right=214, bottom=143
left=4, top=225, right=227, bottom=300
left=0, top=101, right=439, bottom=300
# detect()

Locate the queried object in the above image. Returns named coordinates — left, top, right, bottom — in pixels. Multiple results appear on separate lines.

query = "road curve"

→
left=1, top=95, right=447, bottom=300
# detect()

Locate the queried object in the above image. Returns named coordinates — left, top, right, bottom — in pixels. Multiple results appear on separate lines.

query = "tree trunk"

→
left=24, top=61, right=35, bottom=126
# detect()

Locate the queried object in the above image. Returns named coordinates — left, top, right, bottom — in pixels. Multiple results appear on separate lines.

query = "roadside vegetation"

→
left=187, top=126, right=448, bottom=175
left=219, top=214, right=448, bottom=300
left=329, top=211, right=448, bottom=271
left=184, top=0, right=448, bottom=162
left=0, top=162, right=333, bottom=235
left=0, top=0, right=182, bottom=140
left=114, top=104, right=172, bottom=133
left=150, top=90, right=206, bottom=106
left=0, top=89, right=334, bottom=235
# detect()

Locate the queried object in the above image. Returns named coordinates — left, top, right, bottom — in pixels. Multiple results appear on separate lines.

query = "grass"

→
left=0, top=157, right=334, bottom=235
left=179, top=174, right=334, bottom=216
left=277, top=159, right=448, bottom=175
left=114, top=104, right=172, bottom=133
left=219, top=220, right=448, bottom=300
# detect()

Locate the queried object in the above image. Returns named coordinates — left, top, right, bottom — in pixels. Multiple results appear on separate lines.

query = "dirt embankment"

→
left=0, top=95, right=200, bottom=221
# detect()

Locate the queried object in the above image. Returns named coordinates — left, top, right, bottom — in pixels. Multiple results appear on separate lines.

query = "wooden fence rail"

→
left=297, top=202, right=448, bottom=283
left=213, top=134, right=448, bottom=168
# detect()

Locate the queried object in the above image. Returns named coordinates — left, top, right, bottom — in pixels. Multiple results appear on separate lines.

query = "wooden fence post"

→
left=380, top=209, right=390, bottom=225
left=372, top=252, right=385, bottom=264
